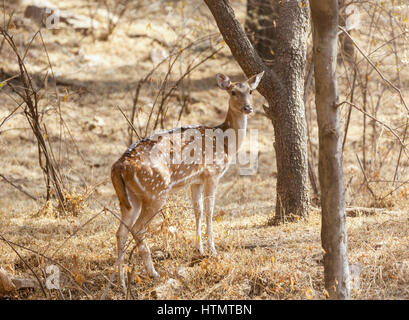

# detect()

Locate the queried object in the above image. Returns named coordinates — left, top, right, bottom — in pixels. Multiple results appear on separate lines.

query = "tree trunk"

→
left=337, top=0, right=355, bottom=65
left=310, top=0, right=350, bottom=299
left=205, top=0, right=310, bottom=223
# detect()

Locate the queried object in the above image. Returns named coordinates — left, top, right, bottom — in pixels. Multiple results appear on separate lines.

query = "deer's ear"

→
left=248, top=71, right=264, bottom=90
left=216, top=73, right=231, bottom=90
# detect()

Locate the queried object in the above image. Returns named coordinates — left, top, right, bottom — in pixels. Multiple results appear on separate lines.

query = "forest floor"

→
left=0, top=0, right=408, bottom=299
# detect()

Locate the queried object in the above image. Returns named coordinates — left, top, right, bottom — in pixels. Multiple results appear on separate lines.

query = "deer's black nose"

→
left=242, top=105, right=253, bottom=114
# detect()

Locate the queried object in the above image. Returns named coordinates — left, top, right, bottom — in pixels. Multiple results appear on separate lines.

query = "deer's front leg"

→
left=191, top=184, right=204, bottom=255
left=204, top=179, right=218, bottom=256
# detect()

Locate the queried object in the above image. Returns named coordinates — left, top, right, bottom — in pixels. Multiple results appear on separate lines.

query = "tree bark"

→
left=310, top=0, right=350, bottom=299
left=205, top=0, right=310, bottom=222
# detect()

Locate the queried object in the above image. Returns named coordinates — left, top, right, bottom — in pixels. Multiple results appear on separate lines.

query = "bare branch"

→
left=0, top=173, right=37, bottom=201
left=203, top=0, right=275, bottom=101
left=339, top=26, right=409, bottom=113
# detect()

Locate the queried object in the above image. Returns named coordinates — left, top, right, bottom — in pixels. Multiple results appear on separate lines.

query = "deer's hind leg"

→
left=116, top=190, right=141, bottom=293
left=130, top=197, right=166, bottom=279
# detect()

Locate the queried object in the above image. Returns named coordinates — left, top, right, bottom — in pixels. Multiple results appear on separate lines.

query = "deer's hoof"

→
left=197, top=247, right=204, bottom=256
left=150, top=270, right=160, bottom=280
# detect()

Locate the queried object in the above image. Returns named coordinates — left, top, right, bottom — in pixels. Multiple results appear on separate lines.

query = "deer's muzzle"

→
left=242, top=105, right=253, bottom=114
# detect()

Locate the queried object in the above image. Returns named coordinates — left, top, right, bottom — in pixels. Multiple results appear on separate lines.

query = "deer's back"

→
left=112, top=125, right=231, bottom=198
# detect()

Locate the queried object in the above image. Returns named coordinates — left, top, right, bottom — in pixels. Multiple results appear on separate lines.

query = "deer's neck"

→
left=218, top=102, right=248, bottom=151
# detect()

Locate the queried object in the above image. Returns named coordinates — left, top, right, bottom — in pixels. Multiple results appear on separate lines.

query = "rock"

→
left=23, top=1, right=57, bottom=27
left=24, top=5, right=49, bottom=26
left=23, top=1, right=99, bottom=31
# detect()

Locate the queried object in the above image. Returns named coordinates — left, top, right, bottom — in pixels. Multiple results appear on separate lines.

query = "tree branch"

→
left=203, top=0, right=275, bottom=102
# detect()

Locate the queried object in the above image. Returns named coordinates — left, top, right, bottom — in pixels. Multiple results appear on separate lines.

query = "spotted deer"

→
left=111, top=71, right=264, bottom=291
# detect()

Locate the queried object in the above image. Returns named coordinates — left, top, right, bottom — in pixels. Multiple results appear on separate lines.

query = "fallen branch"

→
left=345, top=207, right=403, bottom=217
left=311, top=206, right=404, bottom=217
left=0, top=233, right=93, bottom=299
left=0, top=234, right=47, bottom=298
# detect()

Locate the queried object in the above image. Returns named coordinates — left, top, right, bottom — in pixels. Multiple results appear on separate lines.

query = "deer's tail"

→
left=111, top=162, right=132, bottom=210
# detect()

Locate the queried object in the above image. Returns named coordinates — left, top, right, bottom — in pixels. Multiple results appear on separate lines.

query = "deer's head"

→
left=216, top=71, right=264, bottom=115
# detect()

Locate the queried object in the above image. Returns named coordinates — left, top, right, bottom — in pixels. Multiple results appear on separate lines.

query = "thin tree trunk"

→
left=310, top=0, right=350, bottom=299
left=205, top=0, right=310, bottom=222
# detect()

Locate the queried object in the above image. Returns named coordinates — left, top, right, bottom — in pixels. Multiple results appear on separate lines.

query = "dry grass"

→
left=1, top=194, right=408, bottom=300
left=0, top=0, right=408, bottom=300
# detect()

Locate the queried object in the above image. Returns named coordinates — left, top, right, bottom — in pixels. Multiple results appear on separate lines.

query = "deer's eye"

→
left=231, top=91, right=236, bottom=96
